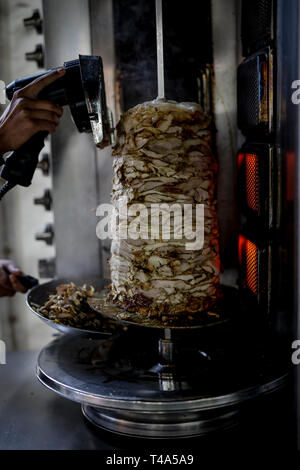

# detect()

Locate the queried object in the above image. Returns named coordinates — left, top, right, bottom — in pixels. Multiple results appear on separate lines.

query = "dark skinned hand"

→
left=0, top=68, right=65, bottom=153
left=0, top=259, right=28, bottom=296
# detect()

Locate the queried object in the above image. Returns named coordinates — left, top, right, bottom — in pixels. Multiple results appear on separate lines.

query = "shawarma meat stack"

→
left=109, top=100, right=220, bottom=319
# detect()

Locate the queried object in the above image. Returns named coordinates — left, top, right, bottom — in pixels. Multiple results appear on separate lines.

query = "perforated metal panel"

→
left=237, top=48, right=273, bottom=136
left=238, top=143, right=276, bottom=233
left=238, top=56, right=259, bottom=130
left=238, top=234, right=270, bottom=308
left=239, top=235, right=259, bottom=296
left=241, top=0, right=274, bottom=56
left=246, top=154, right=260, bottom=213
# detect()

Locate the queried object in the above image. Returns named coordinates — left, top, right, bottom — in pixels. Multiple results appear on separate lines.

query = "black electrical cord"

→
left=0, top=181, right=16, bottom=201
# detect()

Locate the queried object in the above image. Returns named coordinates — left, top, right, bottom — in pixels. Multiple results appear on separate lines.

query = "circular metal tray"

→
left=26, top=278, right=118, bottom=337
left=36, top=333, right=289, bottom=438
left=88, top=285, right=236, bottom=330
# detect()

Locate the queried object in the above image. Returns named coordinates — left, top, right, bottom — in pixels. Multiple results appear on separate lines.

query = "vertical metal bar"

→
left=275, top=0, right=299, bottom=449
left=155, top=0, right=165, bottom=99
left=211, top=0, right=239, bottom=282
left=294, top=0, right=300, bottom=450
left=89, top=0, right=116, bottom=279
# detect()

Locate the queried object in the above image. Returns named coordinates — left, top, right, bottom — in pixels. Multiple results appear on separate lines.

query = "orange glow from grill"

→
left=238, top=235, right=258, bottom=296
left=238, top=152, right=244, bottom=170
left=245, top=153, right=259, bottom=212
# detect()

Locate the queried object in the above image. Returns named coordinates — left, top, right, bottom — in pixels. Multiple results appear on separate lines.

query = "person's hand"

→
left=0, top=259, right=28, bottom=297
left=0, top=68, right=65, bottom=153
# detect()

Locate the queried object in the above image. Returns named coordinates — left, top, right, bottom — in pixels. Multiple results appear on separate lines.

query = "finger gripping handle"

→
left=0, top=131, right=48, bottom=187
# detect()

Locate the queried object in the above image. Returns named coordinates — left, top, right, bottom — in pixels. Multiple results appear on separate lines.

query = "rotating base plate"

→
left=81, top=404, right=238, bottom=439
left=37, top=331, right=288, bottom=438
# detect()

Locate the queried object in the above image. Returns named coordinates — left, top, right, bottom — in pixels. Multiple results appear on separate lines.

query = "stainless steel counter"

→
left=0, top=347, right=117, bottom=450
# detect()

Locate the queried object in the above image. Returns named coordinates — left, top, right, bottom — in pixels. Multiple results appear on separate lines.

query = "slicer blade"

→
left=78, top=54, right=115, bottom=149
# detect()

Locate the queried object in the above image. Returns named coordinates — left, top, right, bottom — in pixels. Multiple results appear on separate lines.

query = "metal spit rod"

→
left=155, top=0, right=165, bottom=100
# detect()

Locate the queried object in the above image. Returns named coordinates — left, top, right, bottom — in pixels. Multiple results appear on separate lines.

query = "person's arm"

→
left=0, top=259, right=28, bottom=296
left=0, top=68, right=65, bottom=154
left=0, top=71, right=66, bottom=296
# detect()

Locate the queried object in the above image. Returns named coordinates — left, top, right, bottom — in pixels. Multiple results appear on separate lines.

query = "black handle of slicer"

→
left=2, top=266, right=39, bottom=290
left=16, top=274, right=39, bottom=290
left=0, top=131, right=47, bottom=187
left=0, top=54, right=111, bottom=201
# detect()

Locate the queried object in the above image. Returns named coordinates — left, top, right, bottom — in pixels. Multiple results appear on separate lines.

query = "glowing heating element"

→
left=245, top=153, right=259, bottom=213
left=239, top=235, right=259, bottom=296
left=238, top=152, right=260, bottom=214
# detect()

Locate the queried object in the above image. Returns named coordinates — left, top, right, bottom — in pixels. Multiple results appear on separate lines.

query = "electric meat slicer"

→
left=0, top=55, right=114, bottom=200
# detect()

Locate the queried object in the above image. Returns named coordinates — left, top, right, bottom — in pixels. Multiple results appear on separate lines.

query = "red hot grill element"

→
left=238, top=234, right=272, bottom=312
left=238, top=235, right=259, bottom=297
left=238, top=151, right=261, bottom=217
left=237, top=144, right=276, bottom=233
left=245, top=153, right=260, bottom=213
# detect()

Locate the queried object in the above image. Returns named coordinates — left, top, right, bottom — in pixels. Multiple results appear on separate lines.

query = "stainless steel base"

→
left=37, top=333, right=288, bottom=438
left=81, top=404, right=238, bottom=439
